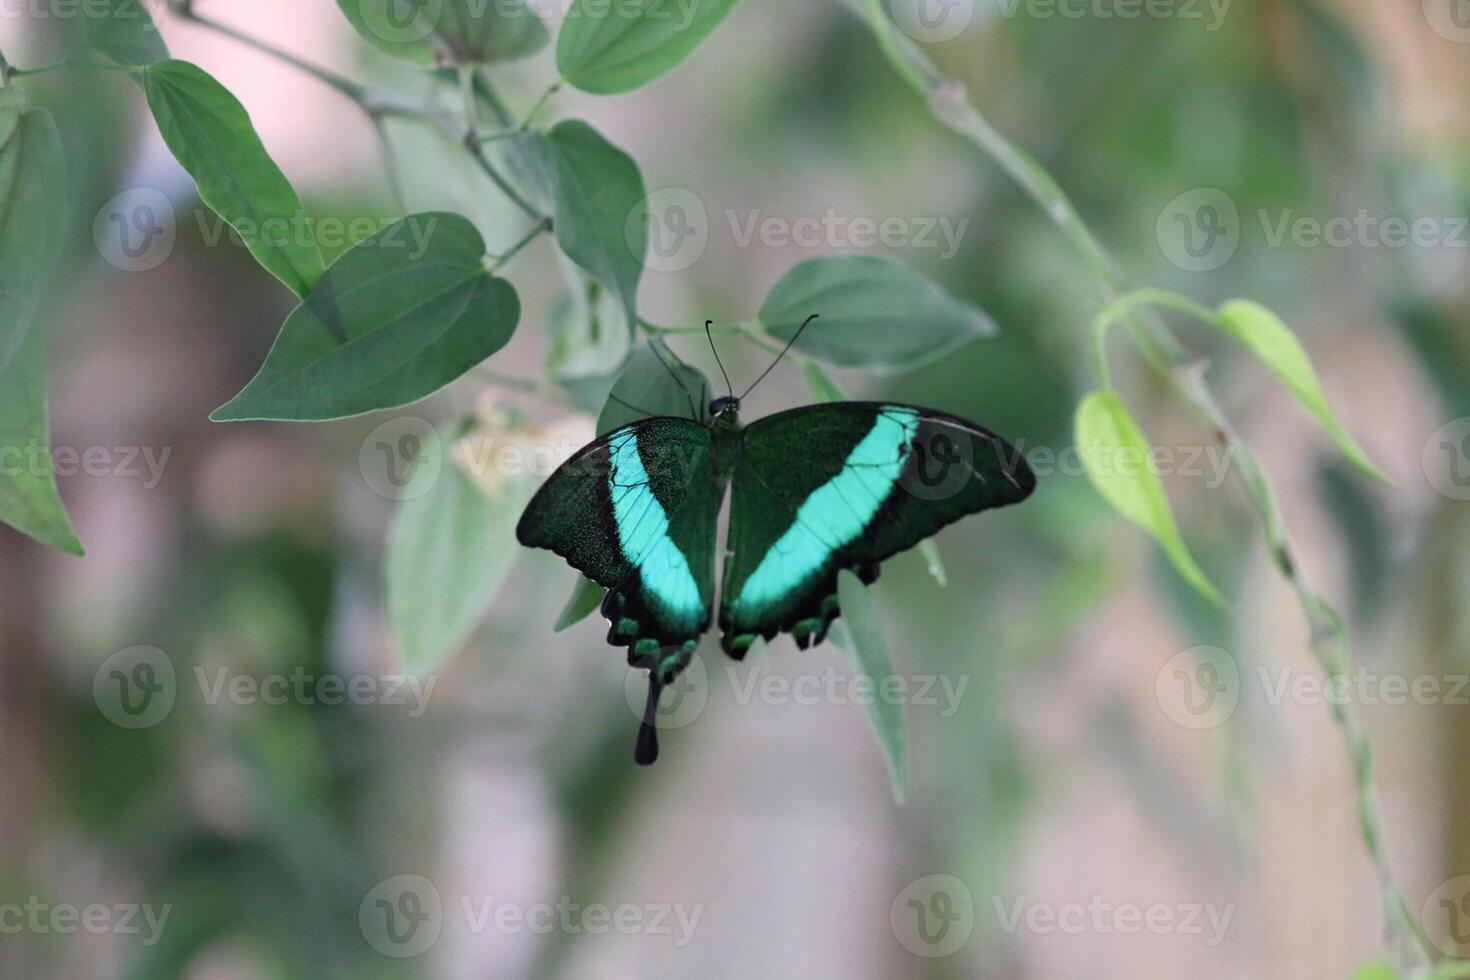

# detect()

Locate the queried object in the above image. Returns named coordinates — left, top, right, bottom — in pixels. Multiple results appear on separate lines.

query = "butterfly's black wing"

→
left=516, top=416, right=718, bottom=762
left=719, top=403, right=1035, bottom=657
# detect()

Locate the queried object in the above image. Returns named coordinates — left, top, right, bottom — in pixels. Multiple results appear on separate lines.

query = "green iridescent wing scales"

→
left=719, top=403, right=1035, bottom=656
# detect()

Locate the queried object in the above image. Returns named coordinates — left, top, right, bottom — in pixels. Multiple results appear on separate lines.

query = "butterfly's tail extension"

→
left=635, top=676, right=663, bottom=765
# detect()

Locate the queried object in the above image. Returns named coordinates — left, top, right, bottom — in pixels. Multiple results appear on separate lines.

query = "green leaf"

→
left=553, top=575, right=606, bottom=632
left=335, top=0, right=548, bottom=66
left=759, top=256, right=996, bottom=370
left=0, top=323, right=82, bottom=556
left=1349, top=962, right=1397, bottom=980
left=803, top=360, right=846, bottom=403
left=212, top=213, right=519, bottom=421
left=833, top=570, right=906, bottom=804
left=546, top=259, right=633, bottom=380
left=84, top=0, right=168, bottom=67
left=386, top=451, right=531, bottom=673
left=515, top=120, right=646, bottom=327
left=1076, top=389, right=1222, bottom=604
left=556, top=0, right=743, bottom=94
left=1215, top=299, right=1388, bottom=484
left=143, top=60, right=324, bottom=297
left=0, top=95, right=64, bottom=373
left=595, top=340, right=707, bottom=435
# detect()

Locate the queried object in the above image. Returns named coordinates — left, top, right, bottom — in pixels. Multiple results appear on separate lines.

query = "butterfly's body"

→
left=517, top=386, right=1036, bottom=763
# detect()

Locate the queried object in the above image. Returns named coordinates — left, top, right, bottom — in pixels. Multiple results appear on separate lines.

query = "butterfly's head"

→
left=708, top=395, right=741, bottom=422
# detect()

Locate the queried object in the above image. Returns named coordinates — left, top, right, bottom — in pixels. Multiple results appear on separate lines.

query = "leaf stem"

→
left=175, top=8, right=369, bottom=103
left=488, top=218, right=551, bottom=272
left=10, top=59, right=137, bottom=78
left=459, top=67, right=543, bottom=220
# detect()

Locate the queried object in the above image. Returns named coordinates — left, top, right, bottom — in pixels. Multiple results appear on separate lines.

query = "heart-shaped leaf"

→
left=143, top=60, right=324, bottom=297
left=557, top=0, right=744, bottom=94
left=1076, top=389, right=1222, bottom=604
left=85, top=0, right=168, bottom=67
left=515, top=121, right=646, bottom=330
left=553, top=575, right=607, bottom=632
left=213, top=213, right=519, bottom=421
left=596, top=340, right=707, bottom=435
left=335, top=0, right=549, bottom=66
left=759, top=256, right=996, bottom=371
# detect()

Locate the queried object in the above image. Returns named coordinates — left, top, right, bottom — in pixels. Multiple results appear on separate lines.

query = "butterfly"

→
left=515, top=318, right=1036, bottom=764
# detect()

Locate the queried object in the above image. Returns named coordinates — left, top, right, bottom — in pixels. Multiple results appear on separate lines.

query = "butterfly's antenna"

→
left=705, top=321, right=733, bottom=398
left=740, top=314, right=819, bottom=400
left=647, top=339, right=700, bottom=421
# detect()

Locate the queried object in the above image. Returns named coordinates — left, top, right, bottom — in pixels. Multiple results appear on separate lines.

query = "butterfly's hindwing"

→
left=719, top=403, right=1035, bottom=656
left=516, top=417, right=718, bottom=682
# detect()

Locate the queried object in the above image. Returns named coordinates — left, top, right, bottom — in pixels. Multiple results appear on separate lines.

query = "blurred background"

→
left=2, top=0, right=1470, bottom=976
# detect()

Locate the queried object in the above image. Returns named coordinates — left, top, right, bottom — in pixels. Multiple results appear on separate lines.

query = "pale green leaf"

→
left=212, top=213, right=519, bottom=421
left=760, top=255, right=995, bottom=370
left=554, top=575, right=606, bottom=632
left=85, top=0, right=169, bottom=66
left=833, top=570, right=906, bottom=804
left=386, top=453, right=532, bottom=673
left=0, top=325, right=82, bottom=555
left=143, top=60, right=324, bottom=297
left=1216, top=299, right=1387, bottom=483
left=557, top=0, right=743, bottom=94
left=0, top=96, right=63, bottom=373
left=1076, top=389, right=1222, bottom=604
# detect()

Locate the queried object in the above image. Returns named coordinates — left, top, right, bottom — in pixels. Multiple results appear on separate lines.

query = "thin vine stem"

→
left=846, top=0, right=1434, bottom=969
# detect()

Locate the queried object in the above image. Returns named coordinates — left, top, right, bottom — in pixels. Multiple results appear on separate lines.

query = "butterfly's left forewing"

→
left=720, top=403, right=1034, bottom=657
left=516, top=416, right=718, bottom=683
